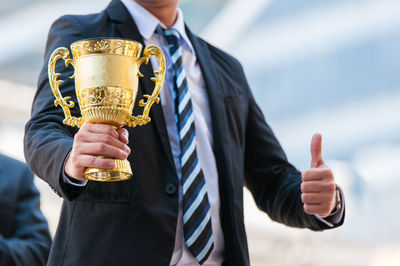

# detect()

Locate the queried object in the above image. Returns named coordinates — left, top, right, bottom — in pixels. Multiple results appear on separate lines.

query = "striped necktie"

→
left=156, top=25, right=214, bottom=265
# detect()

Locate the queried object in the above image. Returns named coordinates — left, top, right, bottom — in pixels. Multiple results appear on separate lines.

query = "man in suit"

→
left=0, top=154, right=51, bottom=265
left=24, top=0, right=345, bottom=265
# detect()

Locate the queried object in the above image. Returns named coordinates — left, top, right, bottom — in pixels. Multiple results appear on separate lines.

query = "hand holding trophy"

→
left=48, top=38, right=165, bottom=182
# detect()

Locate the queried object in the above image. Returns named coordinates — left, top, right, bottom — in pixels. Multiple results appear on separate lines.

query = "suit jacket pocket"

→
left=77, top=180, right=133, bottom=203
left=223, top=94, right=246, bottom=105
left=223, top=94, right=248, bottom=147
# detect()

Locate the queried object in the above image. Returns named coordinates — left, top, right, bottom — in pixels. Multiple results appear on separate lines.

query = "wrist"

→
left=329, top=186, right=342, bottom=216
left=63, top=153, right=87, bottom=186
left=64, top=154, right=86, bottom=182
left=65, top=171, right=87, bottom=184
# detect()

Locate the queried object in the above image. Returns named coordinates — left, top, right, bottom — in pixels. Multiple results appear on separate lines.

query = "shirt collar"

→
left=121, top=0, right=194, bottom=54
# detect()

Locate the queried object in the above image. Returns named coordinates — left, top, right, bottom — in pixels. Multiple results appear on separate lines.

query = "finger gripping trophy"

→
left=48, top=38, right=165, bottom=182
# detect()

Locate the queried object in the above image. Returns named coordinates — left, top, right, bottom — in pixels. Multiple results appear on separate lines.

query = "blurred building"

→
left=1, top=0, right=400, bottom=265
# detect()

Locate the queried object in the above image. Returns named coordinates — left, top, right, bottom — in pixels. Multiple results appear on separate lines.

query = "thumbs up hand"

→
left=301, top=133, right=336, bottom=218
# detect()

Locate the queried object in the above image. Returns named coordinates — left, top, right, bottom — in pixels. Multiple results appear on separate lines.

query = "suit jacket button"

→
left=165, top=183, right=177, bottom=196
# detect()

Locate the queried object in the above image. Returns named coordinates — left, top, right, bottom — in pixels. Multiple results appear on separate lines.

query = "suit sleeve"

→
left=242, top=73, right=344, bottom=231
left=24, top=15, right=87, bottom=200
left=0, top=167, right=51, bottom=266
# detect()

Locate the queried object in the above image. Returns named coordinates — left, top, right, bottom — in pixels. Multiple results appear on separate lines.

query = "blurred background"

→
left=1, top=0, right=399, bottom=265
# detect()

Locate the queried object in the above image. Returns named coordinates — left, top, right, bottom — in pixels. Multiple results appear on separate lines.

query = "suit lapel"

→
left=187, top=30, right=238, bottom=264
left=186, top=27, right=234, bottom=196
left=106, top=0, right=175, bottom=171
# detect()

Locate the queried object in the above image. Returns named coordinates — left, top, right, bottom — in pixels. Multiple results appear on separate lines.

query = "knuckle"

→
left=98, top=160, right=108, bottom=168
left=120, top=149, right=128, bottom=159
left=106, top=126, right=113, bottom=135
left=102, top=159, right=114, bottom=168
left=107, top=127, right=117, bottom=137
left=73, top=144, right=83, bottom=155
left=73, top=161, right=83, bottom=171
left=328, top=193, right=335, bottom=204
left=303, top=169, right=311, bottom=176
left=70, top=156, right=79, bottom=167
left=323, top=193, right=332, bottom=201
left=321, top=207, right=330, bottom=216
left=70, top=146, right=78, bottom=156
left=322, top=169, right=333, bottom=178
left=125, top=145, right=131, bottom=154
left=104, top=135, right=114, bottom=145
left=327, top=182, right=336, bottom=192
left=300, top=182, right=306, bottom=192
left=81, top=123, right=92, bottom=132
left=303, top=205, right=312, bottom=214
left=87, top=156, right=96, bottom=166
left=302, top=170, right=311, bottom=179
left=74, top=132, right=83, bottom=142
left=97, top=143, right=107, bottom=153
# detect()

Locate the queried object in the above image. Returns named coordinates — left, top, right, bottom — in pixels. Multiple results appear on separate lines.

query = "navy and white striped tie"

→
left=157, top=26, right=214, bottom=265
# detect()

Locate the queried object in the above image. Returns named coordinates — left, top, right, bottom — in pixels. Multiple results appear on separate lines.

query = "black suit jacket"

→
left=0, top=154, right=51, bottom=266
left=24, top=1, right=344, bottom=265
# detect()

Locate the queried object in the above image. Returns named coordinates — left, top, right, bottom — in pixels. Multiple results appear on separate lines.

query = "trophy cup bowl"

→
left=48, top=38, right=165, bottom=181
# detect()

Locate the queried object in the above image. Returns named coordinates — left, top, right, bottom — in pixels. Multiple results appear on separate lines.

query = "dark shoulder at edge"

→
left=0, top=154, right=31, bottom=172
left=48, top=0, right=110, bottom=36
left=51, top=10, right=107, bottom=31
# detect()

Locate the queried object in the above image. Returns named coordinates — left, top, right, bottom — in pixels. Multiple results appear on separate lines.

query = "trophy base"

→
left=83, top=159, right=132, bottom=181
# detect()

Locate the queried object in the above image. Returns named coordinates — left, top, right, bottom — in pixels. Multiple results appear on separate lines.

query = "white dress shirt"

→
left=120, top=1, right=224, bottom=265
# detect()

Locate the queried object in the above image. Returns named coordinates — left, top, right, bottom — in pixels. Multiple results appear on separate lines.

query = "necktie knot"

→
left=156, top=24, right=180, bottom=47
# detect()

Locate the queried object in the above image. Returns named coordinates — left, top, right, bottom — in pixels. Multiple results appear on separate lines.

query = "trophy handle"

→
left=126, top=45, right=166, bottom=127
left=48, top=47, right=83, bottom=128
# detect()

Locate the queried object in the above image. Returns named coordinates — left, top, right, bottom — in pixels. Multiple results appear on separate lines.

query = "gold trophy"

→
left=48, top=38, right=165, bottom=182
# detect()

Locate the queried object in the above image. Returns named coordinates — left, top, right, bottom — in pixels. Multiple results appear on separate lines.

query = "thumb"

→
left=310, top=133, right=325, bottom=168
